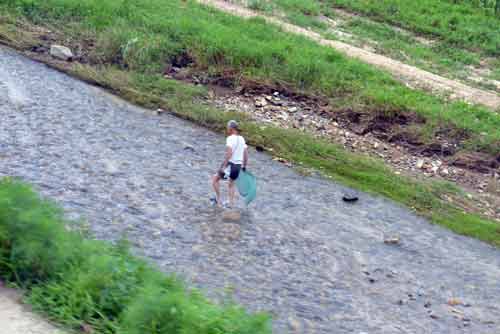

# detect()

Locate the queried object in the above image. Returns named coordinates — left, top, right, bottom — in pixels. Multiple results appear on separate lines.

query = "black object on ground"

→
left=342, top=191, right=359, bottom=202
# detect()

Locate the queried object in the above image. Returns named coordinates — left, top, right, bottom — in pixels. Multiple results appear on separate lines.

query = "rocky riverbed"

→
left=1, top=46, right=499, bottom=334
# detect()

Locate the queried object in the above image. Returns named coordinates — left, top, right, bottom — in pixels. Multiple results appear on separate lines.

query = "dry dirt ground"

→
left=0, top=284, right=63, bottom=334
left=197, top=0, right=500, bottom=110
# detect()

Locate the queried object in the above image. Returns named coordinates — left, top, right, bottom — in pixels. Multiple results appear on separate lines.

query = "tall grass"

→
left=2, top=0, right=499, bottom=155
left=326, top=0, right=500, bottom=56
left=0, top=178, right=271, bottom=333
left=240, top=1, right=499, bottom=56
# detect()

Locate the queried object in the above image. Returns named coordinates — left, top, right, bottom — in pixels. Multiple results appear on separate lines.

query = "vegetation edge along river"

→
left=0, top=0, right=498, bottom=247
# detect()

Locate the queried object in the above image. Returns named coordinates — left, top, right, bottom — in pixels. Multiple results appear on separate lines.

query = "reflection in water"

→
left=0, top=68, right=32, bottom=108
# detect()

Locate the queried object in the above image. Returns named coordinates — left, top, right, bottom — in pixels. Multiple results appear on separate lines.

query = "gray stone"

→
left=49, top=45, right=74, bottom=61
left=384, top=237, right=400, bottom=245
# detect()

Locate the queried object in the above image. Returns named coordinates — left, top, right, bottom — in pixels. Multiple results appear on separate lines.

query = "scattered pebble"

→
left=384, top=237, right=400, bottom=245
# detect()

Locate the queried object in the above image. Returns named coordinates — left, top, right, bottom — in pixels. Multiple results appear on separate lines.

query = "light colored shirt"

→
left=226, top=135, right=247, bottom=164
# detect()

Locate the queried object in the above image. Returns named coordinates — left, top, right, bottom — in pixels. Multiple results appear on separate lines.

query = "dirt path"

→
left=0, top=285, right=62, bottom=334
left=2, top=46, right=500, bottom=334
left=197, top=0, right=500, bottom=110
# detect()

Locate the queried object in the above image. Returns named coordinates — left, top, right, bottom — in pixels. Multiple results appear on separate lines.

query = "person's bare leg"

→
left=212, top=174, right=222, bottom=207
left=228, top=180, right=236, bottom=207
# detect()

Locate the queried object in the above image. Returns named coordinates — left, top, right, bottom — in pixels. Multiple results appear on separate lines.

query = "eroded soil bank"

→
left=1, top=47, right=500, bottom=334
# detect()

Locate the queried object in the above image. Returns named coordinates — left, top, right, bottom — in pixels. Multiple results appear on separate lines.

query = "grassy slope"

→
left=0, top=0, right=499, bottom=249
left=328, top=0, right=499, bottom=56
left=337, top=17, right=481, bottom=71
left=247, top=0, right=500, bottom=90
left=272, top=0, right=500, bottom=56
left=0, top=179, right=271, bottom=333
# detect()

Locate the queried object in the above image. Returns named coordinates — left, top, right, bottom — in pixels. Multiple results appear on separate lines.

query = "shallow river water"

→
left=1, top=46, right=499, bottom=334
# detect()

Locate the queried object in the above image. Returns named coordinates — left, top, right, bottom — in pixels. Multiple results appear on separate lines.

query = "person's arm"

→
left=219, top=146, right=232, bottom=172
left=242, top=147, right=248, bottom=171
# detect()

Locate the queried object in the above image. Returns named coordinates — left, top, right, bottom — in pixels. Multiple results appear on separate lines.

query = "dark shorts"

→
left=218, top=163, right=241, bottom=181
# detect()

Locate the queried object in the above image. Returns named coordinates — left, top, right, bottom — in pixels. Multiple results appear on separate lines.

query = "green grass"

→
left=239, top=1, right=500, bottom=57
left=339, top=17, right=481, bottom=73
left=490, top=59, right=500, bottom=81
left=2, top=0, right=499, bottom=155
left=0, top=178, right=271, bottom=333
left=325, top=0, right=500, bottom=56
left=324, top=15, right=500, bottom=91
left=240, top=1, right=499, bottom=91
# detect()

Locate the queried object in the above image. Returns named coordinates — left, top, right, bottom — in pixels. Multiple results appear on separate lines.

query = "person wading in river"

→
left=211, top=120, right=248, bottom=208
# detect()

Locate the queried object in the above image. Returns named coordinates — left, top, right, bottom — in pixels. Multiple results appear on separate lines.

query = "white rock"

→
left=440, top=168, right=449, bottom=176
left=416, top=159, right=425, bottom=169
left=255, top=98, right=267, bottom=107
left=373, top=142, right=380, bottom=149
left=288, top=107, right=298, bottom=113
left=50, top=45, right=73, bottom=61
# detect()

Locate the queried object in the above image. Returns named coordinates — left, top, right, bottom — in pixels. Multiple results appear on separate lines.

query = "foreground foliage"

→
left=0, top=179, right=271, bottom=333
